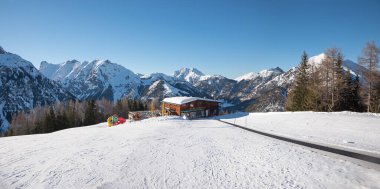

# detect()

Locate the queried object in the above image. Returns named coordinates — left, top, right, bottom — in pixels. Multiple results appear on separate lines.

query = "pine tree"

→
left=139, top=101, right=146, bottom=111
left=372, top=72, right=380, bottom=112
left=33, top=120, right=43, bottom=134
left=9, top=128, right=14, bottom=136
left=127, top=99, right=133, bottom=110
left=308, top=64, right=322, bottom=111
left=339, top=70, right=353, bottom=111
left=83, top=99, right=97, bottom=126
left=339, top=71, right=364, bottom=112
left=131, top=100, right=137, bottom=111
left=71, top=100, right=80, bottom=127
left=56, top=111, right=69, bottom=131
left=286, top=51, right=315, bottom=111
left=352, top=75, right=364, bottom=112
left=114, top=100, right=124, bottom=116
left=45, top=107, right=56, bottom=133
left=25, top=119, right=30, bottom=135
left=334, top=52, right=347, bottom=111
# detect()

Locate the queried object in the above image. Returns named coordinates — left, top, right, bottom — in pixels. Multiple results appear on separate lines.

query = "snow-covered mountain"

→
left=40, top=60, right=142, bottom=101
left=308, top=53, right=366, bottom=76
left=40, top=61, right=210, bottom=102
left=173, top=68, right=205, bottom=84
left=139, top=72, right=208, bottom=100
left=241, top=68, right=296, bottom=112
left=140, top=80, right=189, bottom=99
left=308, top=53, right=326, bottom=65
left=2, top=46, right=369, bottom=132
left=232, top=67, right=286, bottom=101
left=140, top=72, right=176, bottom=85
left=36, top=61, right=306, bottom=112
left=230, top=67, right=294, bottom=111
left=343, top=59, right=367, bottom=77
left=193, top=75, right=237, bottom=100
left=235, top=72, right=257, bottom=82
left=138, top=66, right=293, bottom=112
left=0, top=47, right=75, bottom=132
left=141, top=57, right=363, bottom=112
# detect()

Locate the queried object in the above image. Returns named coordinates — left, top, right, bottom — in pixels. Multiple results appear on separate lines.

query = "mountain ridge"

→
left=39, top=53, right=363, bottom=109
left=0, top=46, right=366, bottom=132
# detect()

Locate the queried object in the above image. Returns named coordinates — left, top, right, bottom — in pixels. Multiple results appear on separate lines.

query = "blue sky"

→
left=0, top=0, right=379, bottom=78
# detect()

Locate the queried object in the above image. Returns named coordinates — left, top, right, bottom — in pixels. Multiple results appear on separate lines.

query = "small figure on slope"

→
left=107, top=114, right=126, bottom=127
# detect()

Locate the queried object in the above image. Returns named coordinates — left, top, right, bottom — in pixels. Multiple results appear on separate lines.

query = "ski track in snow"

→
left=219, top=112, right=380, bottom=155
left=0, top=117, right=379, bottom=188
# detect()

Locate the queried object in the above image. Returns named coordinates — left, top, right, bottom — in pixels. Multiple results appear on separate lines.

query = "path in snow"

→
left=219, top=112, right=380, bottom=155
left=0, top=117, right=379, bottom=188
left=218, top=119, right=380, bottom=169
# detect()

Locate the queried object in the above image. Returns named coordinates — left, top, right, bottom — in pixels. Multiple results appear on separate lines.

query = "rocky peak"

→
left=0, top=46, right=6, bottom=54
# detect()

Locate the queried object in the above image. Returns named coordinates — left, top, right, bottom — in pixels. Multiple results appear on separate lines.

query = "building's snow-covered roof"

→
left=162, top=97, right=219, bottom=105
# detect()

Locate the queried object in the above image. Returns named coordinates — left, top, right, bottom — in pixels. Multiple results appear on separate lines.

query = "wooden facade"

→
left=162, top=98, right=220, bottom=119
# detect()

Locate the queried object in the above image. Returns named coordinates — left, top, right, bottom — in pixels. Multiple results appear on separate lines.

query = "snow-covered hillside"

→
left=0, top=47, right=74, bottom=132
left=219, top=112, right=380, bottom=155
left=0, top=114, right=379, bottom=188
left=40, top=60, right=141, bottom=101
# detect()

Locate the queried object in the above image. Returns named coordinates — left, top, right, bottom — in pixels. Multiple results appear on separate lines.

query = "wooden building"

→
left=162, top=97, right=220, bottom=119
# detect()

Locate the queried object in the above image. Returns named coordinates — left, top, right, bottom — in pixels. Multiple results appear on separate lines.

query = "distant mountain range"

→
left=40, top=59, right=141, bottom=101
left=0, top=46, right=365, bottom=132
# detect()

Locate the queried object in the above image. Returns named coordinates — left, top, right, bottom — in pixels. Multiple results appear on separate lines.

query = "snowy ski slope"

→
left=0, top=115, right=379, bottom=188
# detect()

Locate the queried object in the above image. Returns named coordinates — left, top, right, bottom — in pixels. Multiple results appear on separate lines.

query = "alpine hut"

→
left=162, top=97, right=220, bottom=119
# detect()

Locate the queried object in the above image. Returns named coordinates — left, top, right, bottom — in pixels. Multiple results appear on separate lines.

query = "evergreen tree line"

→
left=7, top=98, right=147, bottom=136
left=286, top=41, right=380, bottom=113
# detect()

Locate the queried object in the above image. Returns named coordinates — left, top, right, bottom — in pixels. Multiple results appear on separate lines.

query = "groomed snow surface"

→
left=1, top=113, right=380, bottom=188
left=219, top=112, right=380, bottom=155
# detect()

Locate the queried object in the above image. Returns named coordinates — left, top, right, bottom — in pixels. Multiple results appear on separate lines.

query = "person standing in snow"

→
left=111, top=114, right=118, bottom=125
